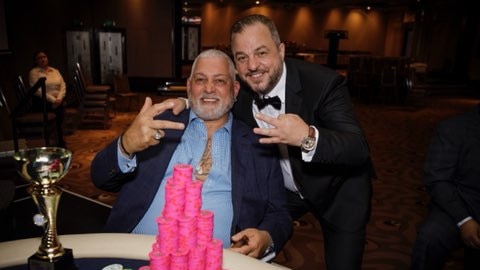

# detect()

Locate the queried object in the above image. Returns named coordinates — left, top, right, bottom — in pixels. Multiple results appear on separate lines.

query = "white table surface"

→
left=0, top=233, right=291, bottom=270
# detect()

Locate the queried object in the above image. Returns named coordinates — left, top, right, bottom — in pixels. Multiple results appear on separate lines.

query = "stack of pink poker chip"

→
left=143, top=163, right=223, bottom=270
left=197, top=210, right=214, bottom=247
left=162, top=178, right=185, bottom=219
left=185, top=180, right=203, bottom=217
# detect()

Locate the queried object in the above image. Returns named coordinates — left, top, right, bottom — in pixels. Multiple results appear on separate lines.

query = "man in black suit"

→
left=411, top=104, right=480, bottom=270
left=228, top=14, right=373, bottom=270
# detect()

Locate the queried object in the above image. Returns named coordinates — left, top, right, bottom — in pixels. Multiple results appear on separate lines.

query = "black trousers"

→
left=287, top=190, right=366, bottom=270
left=412, top=205, right=480, bottom=270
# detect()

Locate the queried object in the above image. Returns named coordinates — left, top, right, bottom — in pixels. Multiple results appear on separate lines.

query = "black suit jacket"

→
left=233, top=58, right=373, bottom=230
left=424, top=104, right=480, bottom=223
left=90, top=110, right=292, bottom=252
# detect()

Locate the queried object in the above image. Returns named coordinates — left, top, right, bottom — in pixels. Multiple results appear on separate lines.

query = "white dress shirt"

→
left=252, top=63, right=318, bottom=195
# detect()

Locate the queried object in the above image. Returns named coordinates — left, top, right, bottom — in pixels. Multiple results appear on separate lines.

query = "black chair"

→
left=75, top=64, right=116, bottom=117
left=72, top=75, right=111, bottom=129
left=379, top=65, right=398, bottom=104
left=113, top=74, right=140, bottom=111
left=2, top=76, right=58, bottom=152
left=75, top=62, right=111, bottom=94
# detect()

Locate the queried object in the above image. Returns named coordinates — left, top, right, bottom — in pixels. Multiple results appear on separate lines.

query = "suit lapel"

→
left=148, top=111, right=190, bottom=178
left=284, top=59, right=308, bottom=187
left=233, top=80, right=259, bottom=127
left=284, top=58, right=304, bottom=116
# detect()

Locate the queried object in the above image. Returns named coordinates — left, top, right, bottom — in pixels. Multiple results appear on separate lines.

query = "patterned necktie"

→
left=194, top=138, right=212, bottom=181
left=254, top=95, right=282, bottom=110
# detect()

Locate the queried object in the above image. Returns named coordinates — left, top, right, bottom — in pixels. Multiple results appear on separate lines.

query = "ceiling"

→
left=184, top=0, right=416, bottom=9
left=182, top=0, right=418, bottom=19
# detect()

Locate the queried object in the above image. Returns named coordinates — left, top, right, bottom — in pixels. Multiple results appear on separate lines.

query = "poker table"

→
left=0, top=233, right=291, bottom=270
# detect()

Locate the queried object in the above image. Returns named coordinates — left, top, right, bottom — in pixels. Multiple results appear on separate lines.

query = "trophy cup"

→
left=13, top=147, right=76, bottom=270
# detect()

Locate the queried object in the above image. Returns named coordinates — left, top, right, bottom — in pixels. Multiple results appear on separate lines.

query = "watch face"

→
left=302, top=137, right=316, bottom=151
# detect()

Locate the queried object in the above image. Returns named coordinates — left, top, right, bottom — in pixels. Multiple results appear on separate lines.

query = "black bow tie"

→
left=254, top=95, right=282, bottom=110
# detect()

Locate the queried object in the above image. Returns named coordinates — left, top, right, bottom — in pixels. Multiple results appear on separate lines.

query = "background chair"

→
left=379, top=65, right=398, bottom=104
left=75, top=62, right=111, bottom=94
left=2, top=76, right=58, bottom=151
left=72, top=75, right=111, bottom=129
left=113, top=74, right=140, bottom=111
left=75, top=62, right=116, bottom=118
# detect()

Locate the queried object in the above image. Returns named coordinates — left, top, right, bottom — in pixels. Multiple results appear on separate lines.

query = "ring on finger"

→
left=153, top=130, right=163, bottom=140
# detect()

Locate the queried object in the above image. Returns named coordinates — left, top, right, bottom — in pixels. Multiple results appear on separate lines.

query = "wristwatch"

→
left=301, top=126, right=317, bottom=153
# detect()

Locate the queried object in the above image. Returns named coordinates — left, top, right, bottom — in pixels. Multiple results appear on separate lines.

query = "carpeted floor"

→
left=12, top=91, right=480, bottom=269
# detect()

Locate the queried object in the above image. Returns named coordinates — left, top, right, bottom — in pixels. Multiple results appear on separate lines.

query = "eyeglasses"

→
left=191, top=75, right=231, bottom=88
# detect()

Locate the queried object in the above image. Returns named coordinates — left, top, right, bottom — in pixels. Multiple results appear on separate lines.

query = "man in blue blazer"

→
left=90, top=49, right=291, bottom=259
left=412, top=104, right=480, bottom=269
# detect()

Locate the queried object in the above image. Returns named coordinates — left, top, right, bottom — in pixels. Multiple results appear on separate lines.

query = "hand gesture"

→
left=253, top=113, right=310, bottom=147
left=121, top=97, right=185, bottom=155
left=163, top=97, right=188, bottom=115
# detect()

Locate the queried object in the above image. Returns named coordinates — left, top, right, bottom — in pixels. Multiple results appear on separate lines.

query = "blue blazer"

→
left=90, top=110, right=292, bottom=253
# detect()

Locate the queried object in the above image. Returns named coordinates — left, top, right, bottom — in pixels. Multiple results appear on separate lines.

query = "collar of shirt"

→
left=34, top=66, right=53, bottom=74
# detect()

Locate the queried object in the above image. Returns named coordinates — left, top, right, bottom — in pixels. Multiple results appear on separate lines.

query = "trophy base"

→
left=28, top=248, right=77, bottom=270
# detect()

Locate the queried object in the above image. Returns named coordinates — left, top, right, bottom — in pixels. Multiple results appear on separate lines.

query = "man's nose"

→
left=247, top=57, right=260, bottom=70
left=204, top=80, right=216, bottom=93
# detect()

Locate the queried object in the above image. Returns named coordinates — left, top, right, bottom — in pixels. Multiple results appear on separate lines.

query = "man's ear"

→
left=233, top=80, right=240, bottom=98
left=186, top=78, right=192, bottom=96
left=279, top=43, right=285, bottom=60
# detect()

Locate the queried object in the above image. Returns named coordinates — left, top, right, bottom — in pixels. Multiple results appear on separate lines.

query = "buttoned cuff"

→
left=117, top=139, right=137, bottom=172
left=260, top=242, right=275, bottom=262
left=457, top=216, right=473, bottom=227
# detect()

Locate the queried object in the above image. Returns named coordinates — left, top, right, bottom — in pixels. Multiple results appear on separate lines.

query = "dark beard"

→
left=245, top=65, right=282, bottom=96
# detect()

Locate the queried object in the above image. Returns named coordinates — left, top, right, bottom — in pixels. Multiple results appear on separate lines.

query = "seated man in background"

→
left=28, top=50, right=67, bottom=147
left=412, top=103, right=480, bottom=269
left=90, top=49, right=292, bottom=259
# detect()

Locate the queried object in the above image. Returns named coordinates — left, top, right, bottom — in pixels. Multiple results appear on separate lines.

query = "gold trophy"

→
left=13, top=147, right=76, bottom=270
